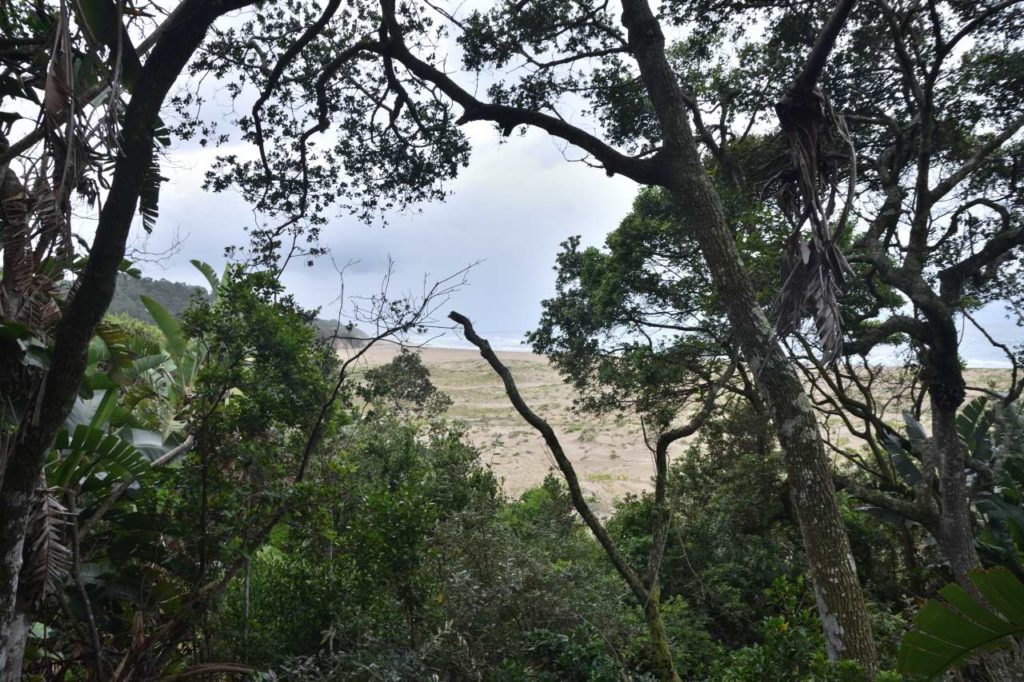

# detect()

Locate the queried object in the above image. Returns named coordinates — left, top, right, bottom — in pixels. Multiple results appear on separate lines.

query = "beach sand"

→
left=342, top=343, right=661, bottom=513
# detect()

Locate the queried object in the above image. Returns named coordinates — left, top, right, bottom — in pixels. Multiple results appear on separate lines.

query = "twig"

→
left=67, top=489, right=105, bottom=679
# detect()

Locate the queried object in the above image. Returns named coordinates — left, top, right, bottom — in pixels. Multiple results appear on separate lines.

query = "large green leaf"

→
left=883, top=432, right=923, bottom=487
left=903, top=411, right=929, bottom=455
left=190, top=259, right=220, bottom=294
left=48, top=424, right=151, bottom=489
left=898, top=568, right=1024, bottom=679
left=140, top=295, right=186, bottom=358
left=958, top=396, right=994, bottom=461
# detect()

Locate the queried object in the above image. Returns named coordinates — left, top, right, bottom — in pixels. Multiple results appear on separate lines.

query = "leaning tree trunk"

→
left=0, top=3, right=255, bottom=677
left=620, top=0, right=877, bottom=671
left=665, top=176, right=878, bottom=670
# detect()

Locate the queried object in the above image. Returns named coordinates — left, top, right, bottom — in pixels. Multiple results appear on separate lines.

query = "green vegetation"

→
left=3, top=0, right=1024, bottom=680
left=107, top=274, right=211, bottom=323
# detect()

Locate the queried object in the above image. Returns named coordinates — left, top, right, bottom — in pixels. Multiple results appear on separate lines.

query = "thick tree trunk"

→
left=932, top=397, right=980, bottom=585
left=619, top=0, right=877, bottom=671
left=666, top=179, right=877, bottom=669
left=0, top=613, right=26, bottom=682
left=921, top=325, right=979, bottom=585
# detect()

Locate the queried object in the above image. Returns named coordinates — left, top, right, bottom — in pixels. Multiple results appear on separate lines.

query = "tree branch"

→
left=449, top=310, right=647, bottom=604
left=374, top=0, right=663, bottom=184
left=792, top=0, right=859, bottom=93
left=929, top=113, right=1024, bottom=202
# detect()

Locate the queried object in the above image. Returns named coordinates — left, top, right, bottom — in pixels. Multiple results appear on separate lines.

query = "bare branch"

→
left=449, top=310, right=648, bottom=604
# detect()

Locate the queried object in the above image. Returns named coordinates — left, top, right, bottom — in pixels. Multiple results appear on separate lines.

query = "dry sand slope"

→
left=348, top=343, right=662, bottom=514
left=347, top=344, right=1014, bottom=515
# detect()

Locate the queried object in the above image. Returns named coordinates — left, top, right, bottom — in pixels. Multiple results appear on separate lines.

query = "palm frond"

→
left=20, top=486, right=72, bottom=603
left=771, top=85, right=855, bottom=363
left=138, top=145, right=166, bottom=233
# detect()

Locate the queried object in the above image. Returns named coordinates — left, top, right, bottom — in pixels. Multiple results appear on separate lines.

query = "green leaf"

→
left=140, top=295, right=186, bottom=358
left=898, top=568, right=1024, bottom=679
left=88, top=389, right=118, bottom=431
left=138, top=144, right=166, bottom=233
left=73, top=0, right=143, bottom=90
left=903, top=411, right=929, bottom=456
left=47, top=424, right=151, bottom=489
left=190, top=259, right=220, bottom=294
left=119, top=258, right=141, bottom=278
left=957, top=397, right=994, bottom=461
left=0, top=321, right=32, bottom=340
left=884, top=433, right=923, bottom=486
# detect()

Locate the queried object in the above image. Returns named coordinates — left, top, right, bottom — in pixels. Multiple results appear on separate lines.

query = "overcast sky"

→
left=133, top=120, right=639, bottom=350
left=129, top=124, right=1024, bottom=365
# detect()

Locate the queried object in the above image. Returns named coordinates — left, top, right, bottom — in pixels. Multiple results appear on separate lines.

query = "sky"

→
left=136, top=122, right=640, bottom=351
left=131, top=122, right=1024, bottom=365
left=131, top=121, right=1023, bottom=367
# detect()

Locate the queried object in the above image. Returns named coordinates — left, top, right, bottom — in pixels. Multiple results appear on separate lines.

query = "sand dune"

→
left=343, top=343, right=662, bottom=513
left=343, top=343, right=1015, bottom=514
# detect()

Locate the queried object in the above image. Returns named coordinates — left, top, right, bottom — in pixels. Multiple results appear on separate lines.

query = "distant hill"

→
left=109, top=274, right=211, bottom=322
left=110, top=273, right=367, bottom=347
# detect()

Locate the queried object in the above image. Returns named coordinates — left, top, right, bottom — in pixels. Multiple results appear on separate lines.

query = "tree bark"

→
left=643, top=583, right=681, bottom=682
left=932, top=396, right=980, bottom=585
left=922, top=320, right=980, bottom=585
left=619, top=0, right=877, bottom=671
left=0, top=610, right=26, bottom=682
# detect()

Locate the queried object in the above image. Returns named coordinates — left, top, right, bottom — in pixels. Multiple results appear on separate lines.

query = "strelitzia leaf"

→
left=898, top=568, right=1024, bottom=679
left=140, top=295, right=186, bottom=359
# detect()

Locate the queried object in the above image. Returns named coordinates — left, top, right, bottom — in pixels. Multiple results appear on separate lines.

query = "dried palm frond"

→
left=1, top=167, right=34, bottom=301
left=20, top=483, right=72, bottom=604
left=771, top=84, right=855, bottom=363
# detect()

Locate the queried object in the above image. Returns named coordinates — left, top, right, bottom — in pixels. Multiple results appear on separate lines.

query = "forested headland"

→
left=2, top=0, right=1024, bottom=680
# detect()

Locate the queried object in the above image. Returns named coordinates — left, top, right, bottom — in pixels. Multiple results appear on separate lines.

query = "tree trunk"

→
left=666, top=179, right=878, bottom=670
left=643, top=583, right=681, bottom=682
left=932, top=396, right=980, bottom=586
left=0, top=612, right=26, bottom=682
left=0, top=477, right=32, bottom=679
left=0, top=2, right=255, bottom=674
left=618, top=0, right=877, bottom=671
left=924, top=327, right=1024, bottom=681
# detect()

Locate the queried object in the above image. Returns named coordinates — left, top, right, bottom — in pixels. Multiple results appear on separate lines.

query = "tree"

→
left=509, top=0, right=1024, bottom=658
left=825, top=0, right=1024, bottom=593
left=0, top=2, right=264, bottom=675
left=192, top=0, right=880, bottom=668
left=357, top=348, right=453, bottom=419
